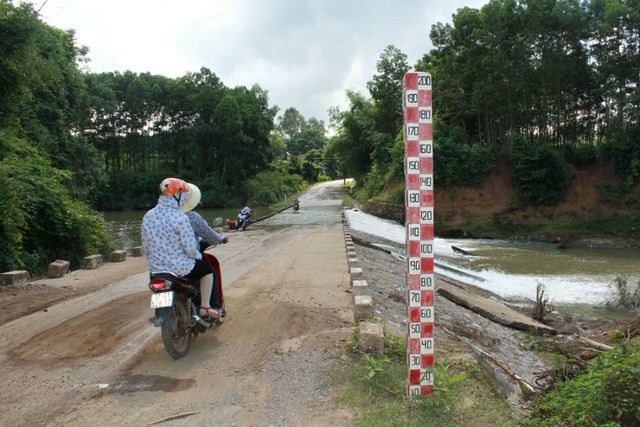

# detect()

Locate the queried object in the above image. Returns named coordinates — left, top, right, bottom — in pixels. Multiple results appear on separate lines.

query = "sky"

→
left=34, top=0, right=489, bottom=127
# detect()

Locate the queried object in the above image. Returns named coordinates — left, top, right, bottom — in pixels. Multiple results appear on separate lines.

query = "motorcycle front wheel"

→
left=161, top=294, right=191, bottom=359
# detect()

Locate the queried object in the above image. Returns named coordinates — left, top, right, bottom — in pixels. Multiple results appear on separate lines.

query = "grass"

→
left=342, top=183, right=355, bottom=208
left=332, top=333, right=518, bottom=427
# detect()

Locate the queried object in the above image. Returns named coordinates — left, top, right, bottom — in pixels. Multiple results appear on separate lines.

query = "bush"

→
left=563, top=144, right=598, bottom=166
left=605, top=275, right=640, bottom=309
left=0, top=133, right=111, bottom=274
left=244, top=170, right=306, bottom=205
left=433, top=122, right=497, bottom=188
left=529, top=338, right=640, bottom=426
left=509, top=138, right=569, bottom=206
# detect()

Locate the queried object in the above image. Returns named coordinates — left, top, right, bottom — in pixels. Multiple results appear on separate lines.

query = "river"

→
left=103, top=206, right=275, bottom=250
left=103, top=206, right=640, bottom=319
left=344, top=209, right=640, bottom=319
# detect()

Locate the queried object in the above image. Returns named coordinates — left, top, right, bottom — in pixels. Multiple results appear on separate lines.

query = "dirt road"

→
left=0, top=180, right=355, bottom=426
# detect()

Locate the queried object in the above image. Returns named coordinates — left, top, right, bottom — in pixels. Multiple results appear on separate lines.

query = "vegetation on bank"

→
left=335, top=331, right=516, bottom=426
left=528, top=335, right=640, bottom=427
left=330, top=0, right=639, bottom=241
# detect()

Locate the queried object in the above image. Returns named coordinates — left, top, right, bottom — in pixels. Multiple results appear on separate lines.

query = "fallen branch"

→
left=576, top=336, right=613, bottom=352
left=442, top=326, right=539, bottom=396
left=146, top=411, right=200, bottom=425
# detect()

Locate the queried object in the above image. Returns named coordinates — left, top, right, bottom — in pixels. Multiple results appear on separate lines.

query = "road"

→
left=0, top=180, right=355, bottom=426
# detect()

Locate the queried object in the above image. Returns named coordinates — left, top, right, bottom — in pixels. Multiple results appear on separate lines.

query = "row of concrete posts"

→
left=0, top=247, right=145, bottom=286
left=342, top=208, right=386, bottom=356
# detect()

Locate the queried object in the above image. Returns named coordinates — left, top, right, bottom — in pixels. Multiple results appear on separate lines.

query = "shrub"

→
left=509, top=138, right=569, bottom=206
left=532, top=282, right=554, bottom=321
left=244, top=170, right=306, bottom=205
left=433, top=122, right=497, bottom=188
left=563, top=144, right=598, bottom=166
left=605, top=275, right=640, bottom=309
left=529, top=338, right=640, bottom=426
left=0, top=133, right=112, bottom=274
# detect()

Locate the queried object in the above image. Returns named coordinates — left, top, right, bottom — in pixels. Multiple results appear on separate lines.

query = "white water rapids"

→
left=344, top=208, right=640, bottom=309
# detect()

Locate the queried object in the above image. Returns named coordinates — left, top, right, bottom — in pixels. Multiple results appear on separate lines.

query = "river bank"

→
left=347, top=226, right=636, bottom=415
left=363, top=197, right=640, bottom=249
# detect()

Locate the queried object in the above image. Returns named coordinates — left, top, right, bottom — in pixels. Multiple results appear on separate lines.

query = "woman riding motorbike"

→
left=141, top=178, right=222, bottom=318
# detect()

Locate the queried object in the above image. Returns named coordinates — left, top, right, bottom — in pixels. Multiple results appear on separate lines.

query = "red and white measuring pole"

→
left=402, top=71, right=434, bottom=397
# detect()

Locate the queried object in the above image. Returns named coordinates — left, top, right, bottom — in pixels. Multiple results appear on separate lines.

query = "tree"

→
left=326, top=91, right=378, bottom=181
left=289, top=122, right=327, bottom=155
left=276, top=107, right=306, bottom=141
left=0, top=132, right=111, bottom=274
left=419, top=0, right=595, bottom=147
left=366, top=45, right=410, bottom=137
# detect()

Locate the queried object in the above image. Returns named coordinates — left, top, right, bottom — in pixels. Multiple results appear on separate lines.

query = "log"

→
left=576, top=336, right=613, bottom=352
left=442, top=326, right=539, bottom=396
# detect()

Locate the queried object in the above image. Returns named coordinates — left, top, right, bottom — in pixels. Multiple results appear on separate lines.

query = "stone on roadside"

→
left=358, top=322, right=385, bottom=355
left=47, top=260, right=70, bottom=278
left=83, top=254, right=103, bottom=269
left=131, top=246, right=144, bottom=257
left=352, top=279, right=369, bottom=296
left=1, top=270, right=29, bottom=286
left=111, top=250, right=127, bottom=262
left=354, top=295, right=373, bottom=321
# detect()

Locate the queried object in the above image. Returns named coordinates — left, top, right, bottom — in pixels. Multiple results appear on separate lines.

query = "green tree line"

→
left=0, top=1, right=329, bottom=274
left=329, top=0, right=640, bottom=209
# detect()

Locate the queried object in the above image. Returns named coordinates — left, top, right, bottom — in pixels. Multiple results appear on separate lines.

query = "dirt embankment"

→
left=366, top=158, right=640, bottom=247
left=436, top=158, right=626, bottom=226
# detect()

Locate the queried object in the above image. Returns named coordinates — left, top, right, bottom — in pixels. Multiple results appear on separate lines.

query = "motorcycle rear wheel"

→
left=161, top=294, right=191, bottom=359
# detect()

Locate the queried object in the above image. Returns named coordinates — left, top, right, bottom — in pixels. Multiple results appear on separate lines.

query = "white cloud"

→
left=36, top=0, right=489, bottom=126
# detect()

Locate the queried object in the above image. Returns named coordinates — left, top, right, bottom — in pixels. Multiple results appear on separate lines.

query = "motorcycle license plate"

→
left=150, top=291, right=174, bottom=308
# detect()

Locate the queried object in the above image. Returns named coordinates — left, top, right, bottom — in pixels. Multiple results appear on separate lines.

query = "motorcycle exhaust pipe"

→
left=192, top=313, right=213, bottom=328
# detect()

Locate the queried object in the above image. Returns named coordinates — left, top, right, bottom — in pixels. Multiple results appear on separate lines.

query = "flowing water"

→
left=344, top=209, right=640, bottom=320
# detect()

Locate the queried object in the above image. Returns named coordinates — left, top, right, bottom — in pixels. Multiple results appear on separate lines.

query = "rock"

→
left=1, top=270, right=29, bottom=286
left=47, top=260, right=70, bottom=278
left=358, top=322, right=385, bottom=355
left=437, top=283, right=557, bottom=335
left=83, top=254, right=103, bottom=269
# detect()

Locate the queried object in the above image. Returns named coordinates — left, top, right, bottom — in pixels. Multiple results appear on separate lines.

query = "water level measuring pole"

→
left=402, top=71, right=434, bottom=396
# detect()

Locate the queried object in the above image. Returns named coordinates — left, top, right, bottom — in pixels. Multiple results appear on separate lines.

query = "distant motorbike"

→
left=236, top=210, right=251, bottom=231
left=148, top=239, right=225, bottom=359
left=293, top=201, right=300, bottom=212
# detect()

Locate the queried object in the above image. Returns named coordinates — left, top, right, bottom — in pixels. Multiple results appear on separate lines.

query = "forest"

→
left=1, top=0, right=639, bottom=278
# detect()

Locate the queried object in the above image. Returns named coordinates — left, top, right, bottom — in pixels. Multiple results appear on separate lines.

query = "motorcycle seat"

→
left=151, top=271, right=195, bottom=286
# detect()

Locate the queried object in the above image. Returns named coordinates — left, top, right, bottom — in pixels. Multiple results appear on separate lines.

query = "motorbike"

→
left=236, top=211, right=251, bottom=231
left=148, top=238, right=225, bottom=359
left=293, top=199, right=300, bottom=212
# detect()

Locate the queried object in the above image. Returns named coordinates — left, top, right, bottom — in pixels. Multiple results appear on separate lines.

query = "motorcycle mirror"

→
left=212, top=217, right=223, bottom=226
